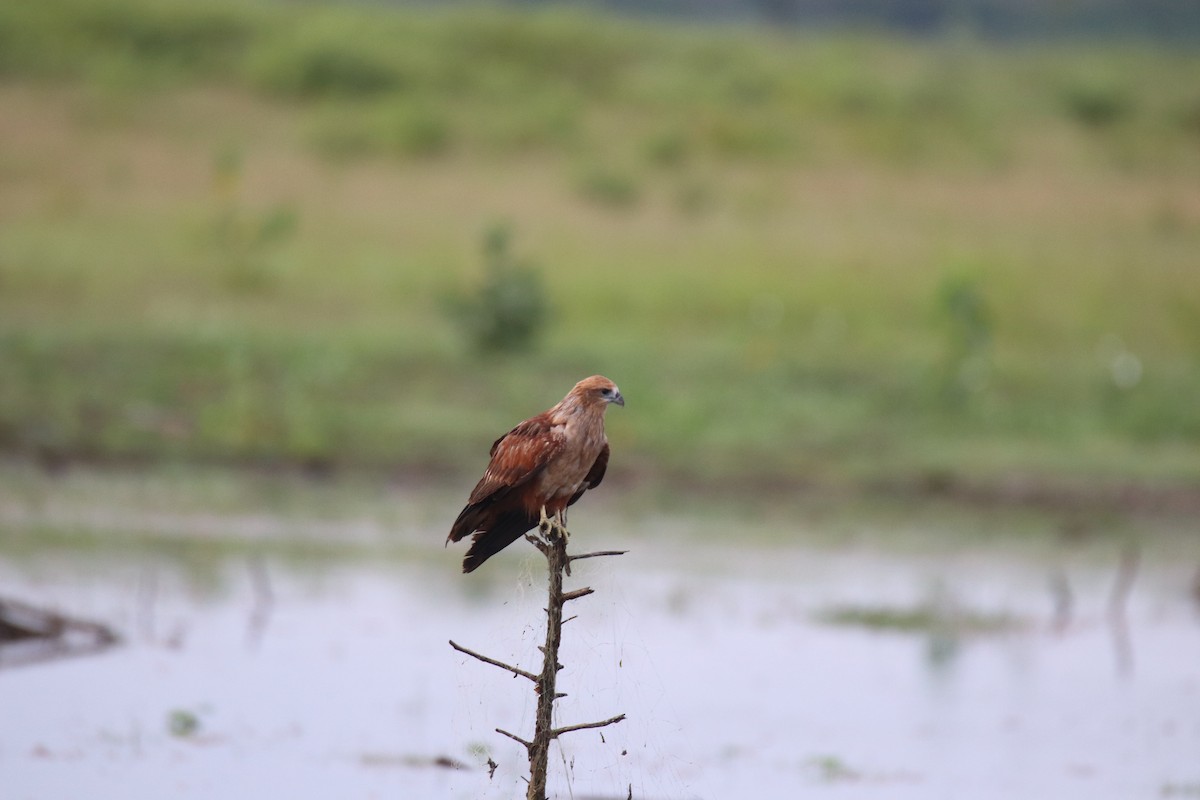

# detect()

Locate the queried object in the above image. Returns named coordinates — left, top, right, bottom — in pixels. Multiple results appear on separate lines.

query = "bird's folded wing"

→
left=583, top=442, right=609, bottom=490
left=467, top=415, right=564, bottom=505
left=568, top=442, right=609, bottom=506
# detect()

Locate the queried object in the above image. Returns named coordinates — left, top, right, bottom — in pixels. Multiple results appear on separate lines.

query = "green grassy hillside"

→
left=1, top=0, right=1198, bottom=504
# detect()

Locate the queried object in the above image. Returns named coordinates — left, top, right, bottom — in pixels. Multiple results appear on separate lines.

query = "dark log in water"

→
left=0, top=596, right=120, bottom=669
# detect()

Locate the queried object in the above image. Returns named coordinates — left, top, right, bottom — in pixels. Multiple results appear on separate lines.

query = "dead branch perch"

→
left=452, top=519, right=626, bottom=800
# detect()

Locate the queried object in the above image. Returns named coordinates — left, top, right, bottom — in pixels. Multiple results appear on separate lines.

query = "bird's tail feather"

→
left=461, top=511, right=536, bottom=573
left=448, top=502, right=488, bottom=544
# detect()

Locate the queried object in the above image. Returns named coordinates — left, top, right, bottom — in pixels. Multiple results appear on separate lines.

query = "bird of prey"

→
left=447, top=375, right=624, bottom=573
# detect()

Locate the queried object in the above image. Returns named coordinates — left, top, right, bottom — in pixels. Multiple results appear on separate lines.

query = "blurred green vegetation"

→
left=443, top=223, right=553, bottom=354
left=815, top=602, right=1026, bottom=635
left=1, top=0, right=1198, bottom=502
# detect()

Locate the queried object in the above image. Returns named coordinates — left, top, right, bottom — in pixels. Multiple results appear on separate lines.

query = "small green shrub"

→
left=643, top=128, right=691, bottom=168
left=446, top=224, right=552, bottom=353
left=441, top=8, right=632, bottom=98
left=673, top=178, right=715, bottom=216
left=76, top=0, right=251, bottom=74
left=1061, top=80, right=1132, bottom=128
left=1173, top=96, right=1200, bottom=137
left=167, top=709, right=201, bottom=738
left=207, top=150, right=298, bottom=292
left=306, top=110, right=379, bottom=161
left=475, top=93, right=580, bottom=153
left=701, top=111, right=790, bottom=159
left=381, top=102, right=452, bottom=157
left=249, top=27, right=400, bottom=98
left=936, top=273, right=993, bottom=401
left=574, top=164, right=641, bottom=209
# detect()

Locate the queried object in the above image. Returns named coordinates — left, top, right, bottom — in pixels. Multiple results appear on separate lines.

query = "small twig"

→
left=551, top=714, right=626, bottom=740
left=561, top=587, right=595, bottom=604
left=450, top=640, right=538, bottom=682
left=568, top=550, right=628, bottom=563
left=525, top=533, right=551, bottom=554
left=496, top=728, right=533, bottom=750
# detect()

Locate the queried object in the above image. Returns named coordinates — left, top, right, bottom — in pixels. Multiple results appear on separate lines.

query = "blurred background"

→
left=1, top=0, right=1198, bottom=798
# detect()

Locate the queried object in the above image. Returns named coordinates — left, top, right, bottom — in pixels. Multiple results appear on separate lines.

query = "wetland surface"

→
left=2, top=467, right=1198, bottom=799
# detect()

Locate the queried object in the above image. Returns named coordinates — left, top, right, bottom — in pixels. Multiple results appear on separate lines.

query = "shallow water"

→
left=3, top=523, right=1198, bottom=800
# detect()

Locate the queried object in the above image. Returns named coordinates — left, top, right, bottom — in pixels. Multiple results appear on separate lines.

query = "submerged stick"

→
left=1107, top=543, right=1140, bottom=677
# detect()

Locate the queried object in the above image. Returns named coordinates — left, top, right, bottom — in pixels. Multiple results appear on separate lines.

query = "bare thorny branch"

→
left=449, top=639, right=538, bottom=682
left=451, top=517, right=626, bottom=800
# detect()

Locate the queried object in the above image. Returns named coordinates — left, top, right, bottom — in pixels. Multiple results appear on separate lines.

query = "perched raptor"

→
left=447, top=375, right=624, bottom=573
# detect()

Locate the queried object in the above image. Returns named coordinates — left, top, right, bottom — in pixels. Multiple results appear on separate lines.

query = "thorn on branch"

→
left=568, top=550, right=628, bottom=563
left=449, top=639, right=537, bottom=682
left=524, top=533, right=551, bottom=556
left=550, top=713, right=626, bottom=740
left=561, top=587, right=595, bottom=603
left=496, top=727, right=532, bottom=750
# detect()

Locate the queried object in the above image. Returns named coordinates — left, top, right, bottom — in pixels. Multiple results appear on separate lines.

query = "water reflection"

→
left=1, top=537, right=1198, bottom=800
left=244, top=554, right=274, bottom=650
left=1106, top=544, right=1140, bottom=679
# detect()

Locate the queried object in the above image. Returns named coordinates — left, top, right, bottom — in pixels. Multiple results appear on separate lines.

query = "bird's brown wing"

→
left=469, top=416, right=563, bottom=504
left=448, top=414, right=563, bottom=544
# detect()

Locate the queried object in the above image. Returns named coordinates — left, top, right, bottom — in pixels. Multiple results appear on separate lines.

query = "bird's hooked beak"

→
left=610, top=389, right=625, bottom=407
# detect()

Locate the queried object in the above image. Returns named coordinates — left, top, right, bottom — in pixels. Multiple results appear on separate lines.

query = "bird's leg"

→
left=525, top=506, right=555, bottom=554
left=534, top=506, right=569, bottom=547
left=557, top=509, right=572, bottom=577
left=540, top=507, right=569, bottom=576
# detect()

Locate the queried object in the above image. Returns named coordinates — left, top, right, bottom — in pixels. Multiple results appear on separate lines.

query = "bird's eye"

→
left=600, top=387, right=613, bottom=397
